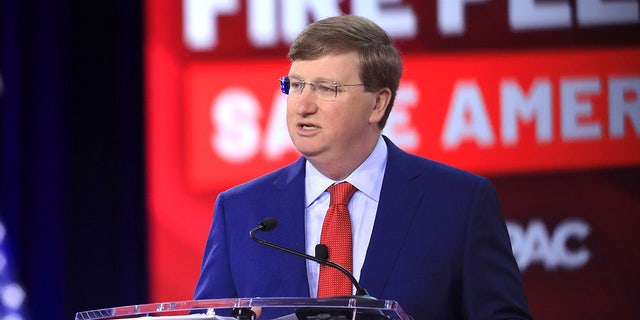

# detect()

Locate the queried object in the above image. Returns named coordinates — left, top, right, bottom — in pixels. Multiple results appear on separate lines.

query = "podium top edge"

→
left=75, top=297, right=409, bottom=320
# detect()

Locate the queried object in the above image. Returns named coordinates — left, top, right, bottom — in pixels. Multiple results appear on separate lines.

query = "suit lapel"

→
left=271, top=157, right=310, bottom=295
left=359, top=138, right=425, bottom=297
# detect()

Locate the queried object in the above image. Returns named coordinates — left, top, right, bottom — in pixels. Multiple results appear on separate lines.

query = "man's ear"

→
left=369, top=87, right=392, bottom=123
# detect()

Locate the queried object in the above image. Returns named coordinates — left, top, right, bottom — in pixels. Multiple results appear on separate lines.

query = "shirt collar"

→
left=305, top=136, right=388, bottom=207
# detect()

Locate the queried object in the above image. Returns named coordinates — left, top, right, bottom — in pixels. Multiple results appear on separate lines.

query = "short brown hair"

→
left=288, top=15, right=403, bottom=129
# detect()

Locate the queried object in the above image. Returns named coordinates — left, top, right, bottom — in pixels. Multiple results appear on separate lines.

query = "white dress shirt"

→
left=304, top=136, right=388, bottom=297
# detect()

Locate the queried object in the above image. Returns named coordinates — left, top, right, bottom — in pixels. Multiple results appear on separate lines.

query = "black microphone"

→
left=249, top=217, right=370, bottom=296
left=315, top=244, right=329, bottom=260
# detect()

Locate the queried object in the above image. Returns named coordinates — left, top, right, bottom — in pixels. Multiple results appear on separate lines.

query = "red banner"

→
left=183, top=49, right=640, bottom=192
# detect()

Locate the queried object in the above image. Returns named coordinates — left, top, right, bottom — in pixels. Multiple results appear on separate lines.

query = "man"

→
left=194, top=15, right=532, bottom=319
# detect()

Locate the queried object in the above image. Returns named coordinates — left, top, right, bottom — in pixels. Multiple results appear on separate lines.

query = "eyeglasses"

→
left=279, top=76, right=365, bottom=100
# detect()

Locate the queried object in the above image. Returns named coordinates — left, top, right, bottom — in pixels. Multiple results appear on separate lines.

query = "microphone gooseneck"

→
left=249, top=217, right=370, bottom=297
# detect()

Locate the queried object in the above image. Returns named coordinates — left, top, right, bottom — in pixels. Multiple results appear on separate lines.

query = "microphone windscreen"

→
left=315, top=244, right=329, bottom=260
left=259, top=217, right=278, bottom=231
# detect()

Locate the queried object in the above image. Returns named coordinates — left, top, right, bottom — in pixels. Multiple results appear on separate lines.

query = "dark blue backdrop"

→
left=0, top=0, right=147, bottom=319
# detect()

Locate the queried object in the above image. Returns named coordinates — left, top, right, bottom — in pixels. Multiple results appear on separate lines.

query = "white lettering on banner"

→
left=438, top=0, right=639, bottom=35
left=206, top=76, right=637, bottom=162
left=209, top=83, right=419, bottom=162
left=210, top=87, right=262, bottom=162
left=441, top=76, right=640, bottom=149
left=578, top=0, right=640, bottom=27
left=507, top=218, right=591, bottom=272
left=184, top=0, right=417, bottom=51
left=437, top=0, right=490, bottom=35
left=561, top=78, right=602, bottom=141
left=501, top=79, right=553, bottom=145
left=281, top=0, right=342, bottom=44
left=441, top=81, right=495, bottom=149
left=183, top=0, right=640, bottom=48
left=184, top=0, right=240, bottom=51
left=247, top=0, right=278, bottom=48
left=509, top=0, right=640, bottom=30
left=609, top=77, right=640, bottom=138
left=509, top=0, right=571, bottom=31
left=351, top=0, right=417, bottom=39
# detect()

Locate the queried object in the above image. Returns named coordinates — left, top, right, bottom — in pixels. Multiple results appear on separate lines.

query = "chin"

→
left=293, top=143, right=322, bottom=159
left=295, top=147, right=318, bottom=158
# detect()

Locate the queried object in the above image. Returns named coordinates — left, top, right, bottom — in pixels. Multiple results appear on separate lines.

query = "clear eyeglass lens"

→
left=289, top=80, right=337, bottom=99
left=289, top=80, right=304, bottom=95
left=312, top=82, right=338, bottom=99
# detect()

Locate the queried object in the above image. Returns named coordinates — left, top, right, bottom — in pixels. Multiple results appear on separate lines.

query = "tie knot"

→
left=327, top=182, right=357, bottom=206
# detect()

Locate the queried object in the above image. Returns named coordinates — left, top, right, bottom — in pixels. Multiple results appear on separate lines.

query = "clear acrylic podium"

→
left=75, top=297, right=411, bottom=320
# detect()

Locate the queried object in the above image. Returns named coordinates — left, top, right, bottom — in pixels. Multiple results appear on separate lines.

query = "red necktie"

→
left=317, top=182, right=357, bottom=297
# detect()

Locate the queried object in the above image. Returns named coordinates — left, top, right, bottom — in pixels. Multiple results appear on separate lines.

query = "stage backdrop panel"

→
left=145, top=1, right=640, bottom=318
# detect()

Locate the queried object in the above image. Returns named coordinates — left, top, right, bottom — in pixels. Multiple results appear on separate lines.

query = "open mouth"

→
left=300, top=124, right=318, bottom=130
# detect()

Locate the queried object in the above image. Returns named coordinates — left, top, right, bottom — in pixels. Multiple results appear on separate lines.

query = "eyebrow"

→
left=287, top=75, right=337, bottom=83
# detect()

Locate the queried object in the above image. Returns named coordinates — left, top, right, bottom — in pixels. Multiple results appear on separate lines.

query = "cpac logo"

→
left=506, top=218, right=591, bottom=272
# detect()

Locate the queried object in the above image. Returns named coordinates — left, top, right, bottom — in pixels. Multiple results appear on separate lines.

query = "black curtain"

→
left=0, top=1, right=147, bottom=319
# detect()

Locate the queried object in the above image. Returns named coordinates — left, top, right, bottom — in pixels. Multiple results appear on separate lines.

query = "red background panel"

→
left=145, top=0, right=640, bottom=317
left=494, top=170, right=640, bottom=319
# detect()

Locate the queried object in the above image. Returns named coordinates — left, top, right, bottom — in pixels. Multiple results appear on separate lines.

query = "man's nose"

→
left=293, top=88, right=318, bottom=115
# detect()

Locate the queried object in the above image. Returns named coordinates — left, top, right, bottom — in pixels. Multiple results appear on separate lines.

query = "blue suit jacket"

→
left=194, top=137, right=531, bottom=319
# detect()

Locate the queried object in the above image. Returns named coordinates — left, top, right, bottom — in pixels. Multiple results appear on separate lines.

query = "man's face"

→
left=286, top=52, right=386, bottom=170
